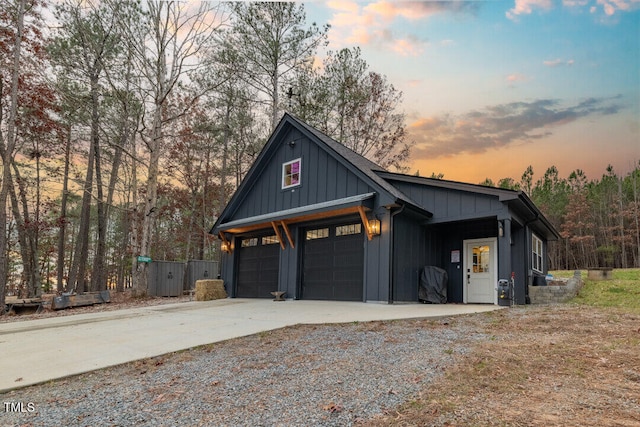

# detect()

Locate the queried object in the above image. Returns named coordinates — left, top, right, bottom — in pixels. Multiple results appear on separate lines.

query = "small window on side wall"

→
left=532, top=234, right=543, bottom=273
left=282, top=158, right=301, bottom=189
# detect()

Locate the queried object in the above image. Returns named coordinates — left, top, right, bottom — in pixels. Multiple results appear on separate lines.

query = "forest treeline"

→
left=0, top=1, right=637, bottom=310
left=478, top=163, right=640, bottom=271
left=0, top=0, right=411, bottom=307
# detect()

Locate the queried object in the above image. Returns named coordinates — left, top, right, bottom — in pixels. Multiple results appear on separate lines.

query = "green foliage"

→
left=479, top=178, right=494, bottom=187
left=225, top=2, right=329, bottom=130
left=529, top=162, right=640, bottom=270
left=569, top=269, right=640, bottom=313
left=497, top=177, right=520, bottom=190
left=289, top=46, right=410, bottom=170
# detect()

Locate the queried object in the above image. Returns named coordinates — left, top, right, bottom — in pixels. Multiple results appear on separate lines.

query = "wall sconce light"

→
left=288, top=140, right=296, bottom=148
left=368, top=218, right=381, bottom=236
left=221, top=241, right=232, bottom=253
left=498, top=220, right=504, bottom=237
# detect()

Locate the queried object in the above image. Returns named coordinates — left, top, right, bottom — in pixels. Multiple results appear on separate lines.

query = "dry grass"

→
left=4, top=271, right=639, bottom=425
left=365, top=303, right=640, bottom=426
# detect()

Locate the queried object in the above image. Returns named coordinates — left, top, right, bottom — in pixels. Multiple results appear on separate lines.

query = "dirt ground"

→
left=2, top=296, right=639, bottom=426
left=365, top=304, right=640, bottom=427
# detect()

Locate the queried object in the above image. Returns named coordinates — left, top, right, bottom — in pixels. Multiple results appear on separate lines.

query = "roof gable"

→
left=378, top=171, right=560, bottom=240
left=211, top=114, right=429, bottom=234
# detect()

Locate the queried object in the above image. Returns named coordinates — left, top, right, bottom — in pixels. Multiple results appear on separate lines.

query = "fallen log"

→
left=52, top=290, right=111, bottom=310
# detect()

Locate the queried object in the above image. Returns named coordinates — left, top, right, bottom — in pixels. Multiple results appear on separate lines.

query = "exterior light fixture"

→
left=498, top=220, right=504, bottom=237
left=219, top=232, right=232, bottom=253
left=221, top=241, right=232, bottom=253
left=369, top=219, right=381, bottom=236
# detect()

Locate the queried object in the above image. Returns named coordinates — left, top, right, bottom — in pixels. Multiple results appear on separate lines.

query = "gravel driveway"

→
left=1, top=316, right=485, bottom=426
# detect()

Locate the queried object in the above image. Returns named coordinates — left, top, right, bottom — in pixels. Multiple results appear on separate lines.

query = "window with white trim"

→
left=282, top=158, right=301, bottom=189
left=532, top=234, right=543, bottom=273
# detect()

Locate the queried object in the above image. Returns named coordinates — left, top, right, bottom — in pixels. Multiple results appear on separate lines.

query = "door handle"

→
left=467, top=274, right=470, bottom=284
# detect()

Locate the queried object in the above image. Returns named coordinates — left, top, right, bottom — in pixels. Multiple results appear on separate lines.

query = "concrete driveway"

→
left=0, top=299, right=501, bottom=392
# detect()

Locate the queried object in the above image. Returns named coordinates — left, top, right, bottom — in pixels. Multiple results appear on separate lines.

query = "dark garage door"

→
left=236, top=234, right=280, bottom=298
left=302, top=222, right=364, bottom=301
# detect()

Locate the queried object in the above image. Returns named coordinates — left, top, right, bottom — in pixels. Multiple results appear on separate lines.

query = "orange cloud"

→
left=364, top=1, right=436, bottom=21
left=326, top=1, right=476, bottom=55
left=408, top=97, right=623, bottom=159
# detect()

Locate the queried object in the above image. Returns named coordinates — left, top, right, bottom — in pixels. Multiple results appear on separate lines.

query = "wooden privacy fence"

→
left=148, top=260, right=220, bottom=297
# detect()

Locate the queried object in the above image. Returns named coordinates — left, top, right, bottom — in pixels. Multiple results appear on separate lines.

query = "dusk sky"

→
left=304, top=0, right=640, bottom=184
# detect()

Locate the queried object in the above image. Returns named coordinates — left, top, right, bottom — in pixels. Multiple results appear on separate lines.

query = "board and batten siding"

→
left=389, top=181, right=507, bottom=223
left=230, top=128, right=376, bottom=222
left=392, top=211, right=428, bottom=302
left=362, top=209, right=392, bottom=302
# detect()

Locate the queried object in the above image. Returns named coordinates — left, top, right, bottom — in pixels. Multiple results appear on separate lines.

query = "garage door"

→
left=236, top=234, right=280, bottom=298
left=302, top=222, right=364, bottom=301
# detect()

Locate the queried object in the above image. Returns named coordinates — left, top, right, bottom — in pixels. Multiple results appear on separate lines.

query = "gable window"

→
left=282, top=158, right=301, bottom=189
left=532, top=234, right=543, bottom=273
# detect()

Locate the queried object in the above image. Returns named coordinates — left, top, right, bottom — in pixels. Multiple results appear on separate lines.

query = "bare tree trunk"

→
left=618, top=178, right=627, bottom=268
left=91, top=109, right=107, bottom=291
left=200, top=145, right=211, bottom=260
left=6, top=172, right=30, bottom=297
left=0, top=0, right=25, bottom=313
left=130, top=133, right=139, bottom=294
left=57, top=125, right=72, bottom=292
left=135, top=106, right=162, bottom=296
left=271, top=66, right=279, bottom=132
left=67, top=122, right=95, bottom=293
left=101, top=123, right=127, bottom=291
left=10, top=163, right=40, bottom=297
left=131, top=1, right=223, bottom=295
left=185, top=191, right=196, bottom=260
left=220, top=102, right=230, bottom=219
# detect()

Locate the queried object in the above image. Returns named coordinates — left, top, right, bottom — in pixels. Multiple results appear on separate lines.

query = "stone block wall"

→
left=528, top=271, right=582, bottom=304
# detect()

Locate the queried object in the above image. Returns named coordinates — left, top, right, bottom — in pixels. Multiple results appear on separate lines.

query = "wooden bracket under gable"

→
left=357, top=206, right=373, bottom=241
left=280, top=221, right=295, bottom=248
left=271, top=221, right=286, bottom=250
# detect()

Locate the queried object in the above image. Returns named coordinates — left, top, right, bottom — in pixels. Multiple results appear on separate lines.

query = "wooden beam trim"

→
left=280, top=221, right=295, bottom=248
left=218, top=232, right=230, bottom=246
left=357, top=206, right=373, bottom=241
left=221, top=206, right=372, bottom=235
left=271, top=221, right=286, bottom=250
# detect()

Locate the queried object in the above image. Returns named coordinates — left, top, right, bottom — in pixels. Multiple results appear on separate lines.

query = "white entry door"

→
left=464, top=238, right=497, bottom=304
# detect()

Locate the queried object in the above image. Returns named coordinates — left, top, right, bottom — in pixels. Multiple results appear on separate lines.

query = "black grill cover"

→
left=418, top=266, right=448, bottom=304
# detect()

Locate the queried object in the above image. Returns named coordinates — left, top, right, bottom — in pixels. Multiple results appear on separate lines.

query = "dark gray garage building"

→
left=210, top=114, right=559, bottom=304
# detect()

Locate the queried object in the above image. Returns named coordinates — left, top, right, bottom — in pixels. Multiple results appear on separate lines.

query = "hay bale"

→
left=195, top=279, right=226, bottom=301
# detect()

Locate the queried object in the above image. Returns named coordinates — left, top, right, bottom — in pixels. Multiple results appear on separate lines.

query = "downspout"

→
left=523, top=212, right=540, bottom=303
left=388, top=202, right=406, bottom=304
